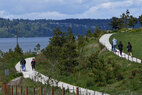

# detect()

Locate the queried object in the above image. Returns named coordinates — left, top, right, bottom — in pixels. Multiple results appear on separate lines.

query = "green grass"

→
left=37, top=37, right=142, bottom=95
left=0, top=53, right=35, bottom=86
left=36, top=31, right=142, bottom=94
left=110, top=30, right=142, bottom=59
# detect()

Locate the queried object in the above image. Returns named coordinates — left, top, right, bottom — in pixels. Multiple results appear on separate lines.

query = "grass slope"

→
left=0, top=53, right=34, bottom=86
left=36, top=35, right=142, bottom=95
left=110, top=29, right=142, bottom=59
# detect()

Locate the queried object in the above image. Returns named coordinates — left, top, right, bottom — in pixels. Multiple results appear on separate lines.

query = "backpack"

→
left=31, top=60, right=35, bottom=66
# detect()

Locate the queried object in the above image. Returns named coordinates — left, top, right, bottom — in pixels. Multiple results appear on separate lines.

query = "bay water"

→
left=0, top=37, right=50, bottom=52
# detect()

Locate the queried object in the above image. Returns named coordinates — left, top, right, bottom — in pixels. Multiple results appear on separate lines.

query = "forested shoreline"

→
left=0, top=18, right=111, bottom=38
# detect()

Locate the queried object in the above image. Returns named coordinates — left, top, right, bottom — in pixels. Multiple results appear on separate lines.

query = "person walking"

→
left=112, top=38, right=117, bottom=52
left=118, top=41, right=123, bottom=56
left=31, top=58, right=36, bottom=70
left=127, top=42, right=132, bottom=56
left=20, top=57, right=26, bottom=71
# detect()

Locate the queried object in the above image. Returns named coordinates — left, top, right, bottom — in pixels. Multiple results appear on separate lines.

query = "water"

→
left=0, top=37, right=50, bottom=52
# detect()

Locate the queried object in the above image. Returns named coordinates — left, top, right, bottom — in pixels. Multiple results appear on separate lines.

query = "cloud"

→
left=3, top=11, right=69, bottom=20
left=0, top=0, right=142, bottom=19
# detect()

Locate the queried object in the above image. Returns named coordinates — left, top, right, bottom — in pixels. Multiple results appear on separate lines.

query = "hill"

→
left=35, top=28, right=142, bottom=94
left=0, top=18, right=111, bottom=37
left=110, top=28, right=142, bottom=59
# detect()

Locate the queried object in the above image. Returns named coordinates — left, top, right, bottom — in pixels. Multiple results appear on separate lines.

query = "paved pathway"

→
left=15, top=57, right=109, bottom=95
left=99, top=33, right=141, bottom=63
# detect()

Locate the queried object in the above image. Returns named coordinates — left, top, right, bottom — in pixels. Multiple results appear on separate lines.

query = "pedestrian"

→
left=118, top=41, right=123, bottom=56
left=111, top=42, right=113, bottom=51
left=31, top=58, right=36, bottom=70
left=127, top=42, right=132, bottom=56
left=20, top=57, right=26, bottom=71
left=112, top=38, right=117, bottom=52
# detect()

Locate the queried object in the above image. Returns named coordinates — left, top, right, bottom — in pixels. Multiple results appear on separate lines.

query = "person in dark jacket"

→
left=31, top=58, right=36, bottom=70
left=20, top=57, right=26, bottom=71
left=118, top=41, right=123, bottom=56
left=127, top=42, right=132, bottom=56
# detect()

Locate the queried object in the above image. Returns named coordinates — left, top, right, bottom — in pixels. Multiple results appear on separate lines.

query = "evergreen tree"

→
left=14, top=44, right=23, bottom=55
left=139, top=15, right=142, bottom=27
left=128, top=15, right=137, bottom=28
left=93, top=27, right=101, bottom=38
left=86, top=30, right=92, bottom=38
left=34, top=43, right=41, bottom=52
left=43, top=27, right=78, bottom=75
left=43, top=27, right=65, bottom=59
left=58, top=28, right=78, bottom=75
left=120, top=9, right=130, bottom=28
left=110, top=17, right=119, bottom=30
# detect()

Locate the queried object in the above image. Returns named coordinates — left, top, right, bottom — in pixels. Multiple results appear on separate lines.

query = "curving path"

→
left=99, top=33, right=141, bottom=63
left=15, top=57, right=109, bottom=95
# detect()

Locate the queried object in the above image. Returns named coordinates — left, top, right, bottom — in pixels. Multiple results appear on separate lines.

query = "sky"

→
left=0, top=0, right=142, bottom=20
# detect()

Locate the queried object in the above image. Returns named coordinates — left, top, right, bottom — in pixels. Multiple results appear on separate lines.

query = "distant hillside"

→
left=0, top=18, right=111, bottom=37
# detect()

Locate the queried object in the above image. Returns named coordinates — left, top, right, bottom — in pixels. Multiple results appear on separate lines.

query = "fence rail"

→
left=1, top=83, right=88, bottom=95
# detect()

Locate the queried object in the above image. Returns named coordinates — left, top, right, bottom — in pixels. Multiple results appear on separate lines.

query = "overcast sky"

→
left=0, top=0, right=142, bottom=20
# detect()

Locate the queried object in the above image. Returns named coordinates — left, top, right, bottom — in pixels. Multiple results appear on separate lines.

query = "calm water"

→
left=0, top=37, right=50, bottom=52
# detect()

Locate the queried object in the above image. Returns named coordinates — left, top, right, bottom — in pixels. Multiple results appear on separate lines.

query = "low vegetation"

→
left=35, top=27, right=142, bottom=94
left=0, top=44, right=34, bottom=86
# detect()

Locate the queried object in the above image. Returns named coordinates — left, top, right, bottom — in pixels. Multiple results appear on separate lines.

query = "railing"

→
left=2, top=83, right=98, bottom=95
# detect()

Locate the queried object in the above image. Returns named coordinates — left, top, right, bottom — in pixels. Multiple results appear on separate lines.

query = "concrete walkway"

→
left=15, top=57, right=109, bottom=95
left=99, top=33, right=141, bottom=63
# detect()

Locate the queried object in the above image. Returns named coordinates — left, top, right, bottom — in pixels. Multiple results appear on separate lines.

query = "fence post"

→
left=33, top=88, right=35, bottom=95
left=40, top=86, right=42, bottom=95
left=76, top=87, right=79, bottom=95
left=62, top=87, right=65, bottom=95
left=21, top=86, right=22, bottom=95
left=124, top=54, right=125, bottom=58
left=2, top=83, right=6, bottom=94
left=26, top=86, right=28, bottom=95
left=15, top=85, right=17, bottom=95
left=94, top=91, right=95, bottom=95
left=73, top=86, right=74, bottom=93
left=12, top=86, right=13, bottom=95
left=51, top=87, right=54, bottom=95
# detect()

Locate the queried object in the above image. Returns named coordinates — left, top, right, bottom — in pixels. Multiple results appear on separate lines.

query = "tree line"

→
left=110, top=9, right=142, bottom=30
left=0, top=18, right=111, bottom=38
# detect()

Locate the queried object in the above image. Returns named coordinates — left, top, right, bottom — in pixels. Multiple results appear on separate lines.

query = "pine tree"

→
left=128, top=15, right=137, bottom=28
left=14, top=44, right=23, bottom=56
left=139, top=15, right=142, bottom=27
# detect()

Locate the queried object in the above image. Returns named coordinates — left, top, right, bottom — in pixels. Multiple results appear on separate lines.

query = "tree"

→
left=43, top=27, right=66, bottom=59
left=93, top=27, right=101, bottom=38
left=14, top=44, right=23, bottom=56
left=0, top=50, right=3, bottom=58
left=128, top=15, right=137, bottom=28
left=34, top=43, right=41, bottom=52
left=42, top=27, right=78, bottom=75
left=110, top=17, right=119, bottom=30
left=139, top=15, right=142, bottom=27
left=120, top=9, right=130, bottom=28
left=77, top=34, right=85, bottom=49
left=66, top=27, right=75, bottom=43
left=86, top=30, right=92, bottom=38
